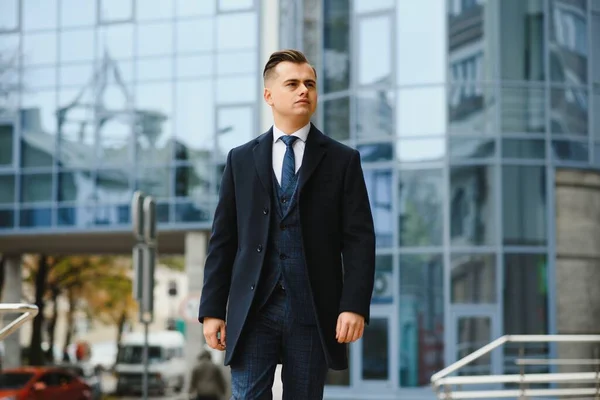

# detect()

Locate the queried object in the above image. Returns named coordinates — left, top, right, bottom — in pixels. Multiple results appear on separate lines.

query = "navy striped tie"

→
left=280, top=135, right=299, bottom=189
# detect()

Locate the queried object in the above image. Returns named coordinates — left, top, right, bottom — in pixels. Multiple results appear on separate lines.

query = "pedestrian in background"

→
left=188, top=349, right=227, bottom=400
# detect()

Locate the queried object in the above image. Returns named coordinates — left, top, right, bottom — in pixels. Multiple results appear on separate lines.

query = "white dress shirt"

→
left=272, top=123, right=310, bottom=186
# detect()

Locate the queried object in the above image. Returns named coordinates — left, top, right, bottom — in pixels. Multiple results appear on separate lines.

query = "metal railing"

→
left=431, top=335, right=600, bottom=399
left=0, top=303, right=39, bottom=341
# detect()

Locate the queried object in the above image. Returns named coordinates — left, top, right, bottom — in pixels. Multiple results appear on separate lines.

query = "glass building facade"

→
left=1, top=0, right=599, bottom=398
left=0, top=0, right=259, bottom=231
left=295, top=0, right=599, bottom=397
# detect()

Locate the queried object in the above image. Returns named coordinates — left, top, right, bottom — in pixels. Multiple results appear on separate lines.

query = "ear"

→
left=263, top=87, right=274, bottom=106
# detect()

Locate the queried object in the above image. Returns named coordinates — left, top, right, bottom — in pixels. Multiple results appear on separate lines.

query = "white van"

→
left=114, top=330, right=186, bottom=396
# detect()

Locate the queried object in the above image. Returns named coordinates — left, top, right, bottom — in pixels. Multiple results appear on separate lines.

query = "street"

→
left=101, top=366, right=284, bottom=400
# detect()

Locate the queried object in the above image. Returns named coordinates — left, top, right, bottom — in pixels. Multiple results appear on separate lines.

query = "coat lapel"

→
left=253, top=128, right=274, bottom=195
left=297, top=124, right=327, bottom=194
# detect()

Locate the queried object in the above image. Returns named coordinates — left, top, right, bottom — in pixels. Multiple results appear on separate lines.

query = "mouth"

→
left=296, top=100, right=310, bottom=104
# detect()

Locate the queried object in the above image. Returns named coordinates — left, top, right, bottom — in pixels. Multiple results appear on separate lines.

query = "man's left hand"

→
left=336, top=312, right=365, bottom=343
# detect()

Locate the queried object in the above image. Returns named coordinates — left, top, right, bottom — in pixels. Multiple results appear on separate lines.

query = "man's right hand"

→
left=203, top=317, right=226, bottom=351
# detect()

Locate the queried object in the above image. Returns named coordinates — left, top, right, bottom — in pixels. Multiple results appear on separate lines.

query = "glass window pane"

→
left=455, top=316, right=492, bottom=375
left=97, top=24, right=134, bottom=60
left=137, top=58, right=172, bottom=82
left=21, top=173, right=53, bottom=203
left=60, top=29, right=94, bottom=63
left=99, top=0, right=133, bottom=22
left=57, top=87, right=96, bottom=168
left=217, top=51, right=257, bottom=76
left=138, top=22, right=173, bottom=57
left=451, top=254, right=496, bottom=304
left=397, top=139, right=445, bottom=163
left=0, top=175, right=15, bottom=204
left=594, top=91, right=600, bottom=139
left=502, top=166, right=547, bottom=246
left=322, top=97, right=350, bottom=142
left=216, top=76, right=256, bottom=105
left=549, top=0, right=588, bottom=84
left=449, top=137, right=495, bottom=160
left=137, top=0, right=173, bottom=20
left=364, top=169, right=393, bottom=248
left=397, top=86, right=446, bottom=137
left=137, top=168, right=170, bottom=199
left=23, top=66, right=57, bottom=89
left=96, top=169, right=132, bottom=204
left=504, top=254, right=548, bottom=334
left=399, top=254, right=444, bottom=387
left=175, top=80, right=215, bottom=161
left=23, top=0, right=57, bottom=31
left=0, top=209, right=14, bottom=229
left=217, top=12, right=256, bottom=50
left=176, top=19, right=214, bottom=53
left=97, top=116, right=133, bottom=167
left=58, top=170, right=90, bottom=202
left=0, top=123, right=14, bottom=166
left=20, top=207, right=52, bottom=227
left=21, top=92, right=56, bottom=168
left=175, top=164, right=212, bottom=199
left=176, top=0, right=215, bottom=17
left=217, top=107, right=253, bottom=156
left=593, top=14, right=600, bottom=83
left=176, top=55, right=213, bottom=79
left=175, top=201, right=212, bottom=222
left=502, top=139, right=546, bottom=159
left=358, top=142, right=393, bottom=162
left=448, top=0, right=495, bottom=81
left=323, top=0, right=350, bottom=93
left=362, top=318, right=389, bottom=380
left=358, top=15, right=392, bottom=86
left=450, top=165, right=497, bottom=246
left=397, top=0, right=445, bottom=85
left=550, top=86, right=588, bottom=135
left=355, top=0, right=393, bottom=13
left=448, top=84, right=496, bottom=135
left=219, top=0, right=254, bottom=12
left=398, top=169, right=443, bottom=247
left=23, top=32, right=58, bottom=65
left=551, top=140, right=589, bottom=162
left=501, top=86, right=546, bottom=133
left=372, top=254, right=393, bottom=304
left=0, top=0, right=18, bottom=31
left=356, top=91, right=393, bottom=140
left=135, top=83, right=173, bottom=165
left=0, top=33, right=20, bottom=113
left=500, top=0, right=545, bottom=81
left=60, top=0, right=96, bottom=28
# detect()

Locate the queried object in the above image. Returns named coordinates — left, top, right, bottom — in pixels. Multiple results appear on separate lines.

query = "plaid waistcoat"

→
left=253, top=171, right=317, bottom=325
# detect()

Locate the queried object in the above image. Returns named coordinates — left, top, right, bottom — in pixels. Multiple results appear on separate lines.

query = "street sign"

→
left=143, top=196, right=156, bottom=244
left=131, top=191, right=145, bottom=240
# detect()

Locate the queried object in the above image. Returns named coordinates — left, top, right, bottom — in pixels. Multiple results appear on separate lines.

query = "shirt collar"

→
left=273, top=122, right=311, bottom=143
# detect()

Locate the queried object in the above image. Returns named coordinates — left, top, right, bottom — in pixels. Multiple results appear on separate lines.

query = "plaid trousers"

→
left=229, top=286, right=328, bottom=400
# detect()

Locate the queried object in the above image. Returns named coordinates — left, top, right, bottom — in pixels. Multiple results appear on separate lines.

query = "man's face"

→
left=264, top=61, right=317, bottom=119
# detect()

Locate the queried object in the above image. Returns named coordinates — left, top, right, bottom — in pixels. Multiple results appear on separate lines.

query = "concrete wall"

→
left=555, top=168, right=600, bottom=375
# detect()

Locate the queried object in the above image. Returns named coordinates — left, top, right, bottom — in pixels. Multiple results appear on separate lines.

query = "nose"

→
left=298, top=82, right=308, bottom=94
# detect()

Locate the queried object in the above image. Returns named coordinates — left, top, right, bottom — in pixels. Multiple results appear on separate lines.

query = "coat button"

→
left=281, top=197, right=287, bottom=204
left=256, top=245, right=263, bottom=252
left=279, top=253, right=287, bottom=260
left=263, top=208, right=269, bottom=215
left=250, top=284, right=255, bottom=290
left=280, top=223, right=286, bottom=230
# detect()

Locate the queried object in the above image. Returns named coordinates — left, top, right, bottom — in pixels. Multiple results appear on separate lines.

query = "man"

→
left=198, top=49, right=375, bottom=399
left=188, top=349, right=227, bottom=400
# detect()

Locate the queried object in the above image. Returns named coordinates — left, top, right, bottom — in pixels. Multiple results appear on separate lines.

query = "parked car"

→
left=58, top=363, right=102, bottom=400
left=0, top=366, right=92, bottom=400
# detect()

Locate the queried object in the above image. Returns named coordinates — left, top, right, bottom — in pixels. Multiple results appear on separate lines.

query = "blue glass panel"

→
left=0, top=209, right=14, bottom=229
left=175, top=202, right=211, bottom=223
left=20, top=208, right=52, bottom=227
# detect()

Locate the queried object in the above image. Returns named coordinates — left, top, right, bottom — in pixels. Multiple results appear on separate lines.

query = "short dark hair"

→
left=263, top=49, right=317, bottom=83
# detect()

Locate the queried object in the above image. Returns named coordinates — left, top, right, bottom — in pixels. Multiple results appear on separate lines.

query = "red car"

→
left=0, top=366, right=92, bottom=400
